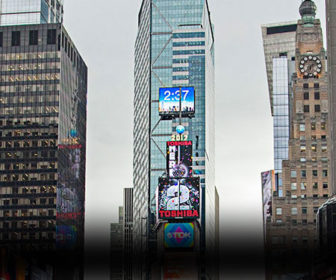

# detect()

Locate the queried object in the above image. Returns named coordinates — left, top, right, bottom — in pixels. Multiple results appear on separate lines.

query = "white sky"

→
left=62, top=0, right=326, bottom=279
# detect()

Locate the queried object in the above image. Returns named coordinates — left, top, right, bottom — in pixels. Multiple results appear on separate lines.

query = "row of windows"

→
left=0, top=172, right=57, bottom=182
left=0, top=128, right=57, bottom=137
left=0, top=150, right=57, bottom=160
left=303, top=92, right=320, bottom=100
left=290, top=182, right=328, bottom=190
left=0, top=139, right=56, bottom=149
left=0, top=186, right=56, bottom=195
left=0, top=29, right=57, bottom=47
left=303, top=104, right=322, bottom=113
left=290, top=169, right=328, bottom=178
left=275, top=219, right=316, bottom=226
left=299, top=122, right=326, bottom=131
left=289, top=194, right=328, bottom=199
left=300, top=144, right=327, bottom=152
left=1, top=197, right=55, bottom=206
left=303, top=83, right=319, bottom=89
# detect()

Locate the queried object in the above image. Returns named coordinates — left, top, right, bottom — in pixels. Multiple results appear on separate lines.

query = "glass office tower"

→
left=0, top=0, right=63, bottom=26
left=262, top=22, right=297, bottom=195
left=0, top=23, right=87, bottom=279
left=133, top=0, right=216, bottom=278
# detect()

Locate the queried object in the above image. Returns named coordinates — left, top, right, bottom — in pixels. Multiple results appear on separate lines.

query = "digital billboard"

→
left=158, top=177, right=200, bottom=220
left=159, top=87, right=195, bottom=117
left=167, top=141, right=192, bottom=178
left=164, top=223, right=194, bottom=248
left=56, top=225, right=77, bottom=249
left=261, top=170, right=275, bottom=226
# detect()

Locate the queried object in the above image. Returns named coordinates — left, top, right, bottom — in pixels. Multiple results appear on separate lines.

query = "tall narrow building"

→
left=0, top=3, right=87, bottom=279
left=133, top=0, right=216, bottom=278
left=261, top=22, right=297, bottom=196
left=265, top=0, right=331, bottom=278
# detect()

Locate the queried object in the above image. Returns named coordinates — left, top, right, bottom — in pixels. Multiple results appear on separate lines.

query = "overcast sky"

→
left=62, top=0, right=326, bottom=279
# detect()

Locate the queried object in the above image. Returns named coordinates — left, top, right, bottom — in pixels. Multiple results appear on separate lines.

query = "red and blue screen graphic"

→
left=164, top=223, right=194, bottom=248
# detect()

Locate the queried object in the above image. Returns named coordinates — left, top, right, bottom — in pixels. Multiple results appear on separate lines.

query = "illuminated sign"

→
left=164, top=223, right=194, bottom=248
left=261, top=170, right=275, bottom=226
left=167, top=141, right=192, bottom=178
left=56, top=225, right=77, bottom=249
left=159, top=87, right=195, bottom=117
left=171, top=134, right=188, bottom=141
left=158, top=177, right=200, bottom=220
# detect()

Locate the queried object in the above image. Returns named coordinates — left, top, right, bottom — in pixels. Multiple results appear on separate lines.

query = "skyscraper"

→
left=133, top=0, right=216, bottom=278
left=123, top=188, right=133, bottom=280
left=110, top=207, right=123, bottom=280
left=262, top=22, right=297, bottom=194
left=264, top=0, right=331, bottom=277
left=0, top=5, right=87, bottom=279
left=0, top=0, right=63, bottom=26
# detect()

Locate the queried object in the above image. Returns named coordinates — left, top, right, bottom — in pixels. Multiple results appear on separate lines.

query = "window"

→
left=302, top=219, right=307, bottom=225
left=301, top=182, right=307, bottom=190
left=314, top=92, right=320, bottom=100
left=299, top=124, right=305, bottom=131
left=311, top=144, right=317, bottom=152
left=321, top=135, right=326, bottom=140
left=313, top=182, right=318, bottom=189
left=29, top=30, right=38, bottom=45
left=11, top=31, right=20, bottom=46
left=0, top=32, right=3, bottom=47
left=314, top=83, right=319, bottom=89
left=304, top=105, right=310, bottom=113
left=47, top=29, right=57, bottom=45
left=276, top=208, right=282, bottom=215
left=300, top=145, right=306, bottom=152
left=304, top=92, right=309, bottom=100
left=311, top=123, right=316, bottom=130
left=291, top=208, right=298, bottom=215
left=323, top=194, right=329, bottom=198
left=323, top=183, right=328, bottom=189
left=313, top=194, right=318, bottom=198
left=291, top=170, right=297, bottom=178
left=301, top=170, right=306, bottom=178
left=292, top=219, right=297, bottom=225
left=314, top=207, right=318, bottom=214
left=315, top=105, right=320, bottom=112
left=312, top=170, right=318, bottom=177
left=300, top=158, right=306, bottom=162
left=302, top=207, right=307, bottom=214
left=291, top=195, right=297, bottom=199
left=321, top=122, right=326, bottom=130
left=303, top=83, right=309, bottom=89
left=291, top=183, right=297, bottom=190
left=322, top=170, right=328, bottom=177
left=322, top=145, right=327, bottom=152
left=276, top=219, right=282, bottom=224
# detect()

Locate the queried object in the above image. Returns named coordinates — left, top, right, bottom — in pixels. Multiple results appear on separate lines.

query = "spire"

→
left=299, top=0, right=317, bottom=25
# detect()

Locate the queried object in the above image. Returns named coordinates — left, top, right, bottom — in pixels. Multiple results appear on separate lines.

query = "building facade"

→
left=110, top=207, right=123, bottom=280
left=262, top=22, right=297, bottom=194
left=0, top=0, right=63, bottom=26
left=0, top=23, right=87, bottom=279
left=326, top=0, right=336, bottom=196
left=123, top=188, right=133, bottom=280
left=265, top=0, right=331, bottom=278
left=133, top=0, right=216, bottom=278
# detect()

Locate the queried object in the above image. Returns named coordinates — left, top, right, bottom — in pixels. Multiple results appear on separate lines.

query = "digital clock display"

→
left=159, top=87, right=195, bottom=117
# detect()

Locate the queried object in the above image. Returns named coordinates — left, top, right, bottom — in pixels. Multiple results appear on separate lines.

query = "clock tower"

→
left=266, top=0, right=331, bottom=278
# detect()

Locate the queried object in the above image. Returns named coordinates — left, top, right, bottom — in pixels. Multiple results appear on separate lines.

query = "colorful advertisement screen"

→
left=159, top=87, right=195, bottom=117
left=164, top=223, right=194, bottom=248
left=158, top=177, right=200, bottom=220
left=167, top=141, right=192, bottom=178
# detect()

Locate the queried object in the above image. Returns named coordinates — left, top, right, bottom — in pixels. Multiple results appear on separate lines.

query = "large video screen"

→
left=158, top=177, right=200, bottom=220
left=167, top=141, right=192, bottom=178
left=164, top=223, right=194, bottom=248
left=159, top=87, right=195, bottom=117
left=261, top=170, right=274, bottom=226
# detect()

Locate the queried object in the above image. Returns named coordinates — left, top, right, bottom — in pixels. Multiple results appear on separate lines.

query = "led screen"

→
left=164, top=223, right=194, bottom=248
left=56, top=225, right=77, bottom=249
left=158, top=177, right=200, bottom=220
left=159, top=87, right=195, bottom=117
left=167, top=141, right=192, bottom=178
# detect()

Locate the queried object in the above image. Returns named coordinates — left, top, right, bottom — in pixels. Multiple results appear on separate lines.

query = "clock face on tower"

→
left=299, top=55, right=322, bottom=78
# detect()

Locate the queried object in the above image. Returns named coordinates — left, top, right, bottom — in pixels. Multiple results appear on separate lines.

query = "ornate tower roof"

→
left=299, top=0, right=317, bottom=24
